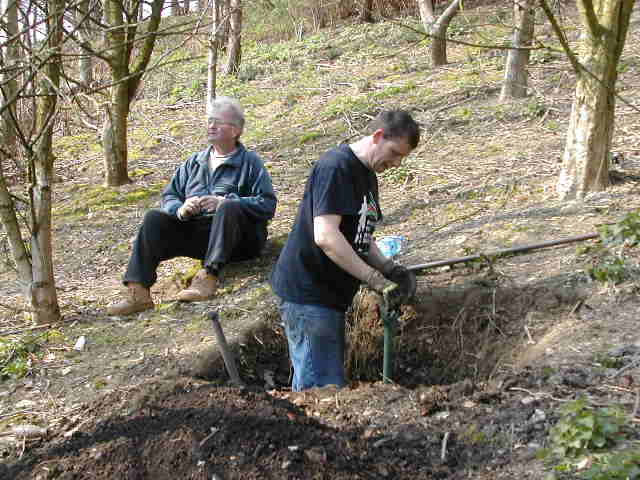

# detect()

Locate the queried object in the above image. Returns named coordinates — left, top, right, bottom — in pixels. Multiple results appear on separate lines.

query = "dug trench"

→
left=7, top=267, right=615, bottom=480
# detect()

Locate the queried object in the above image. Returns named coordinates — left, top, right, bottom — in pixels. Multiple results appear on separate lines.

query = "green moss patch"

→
left=53, top=183, right=164, bottom=218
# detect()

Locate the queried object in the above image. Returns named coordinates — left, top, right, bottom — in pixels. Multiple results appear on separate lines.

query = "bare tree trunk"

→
left=29, top=0, right=65, bottom=323
left=358, top=0, right=374, bottom=23
left=19, top=1, right=37, bottom=175
left=417, top=0, right=434, bottom=24
left=418, top=0, right=461, bottom=67
left=310, top=0, right=327, bottom=30
left=102, top=0, right=132, bottom=185
left=170, top=0, right=179, bottom=15
left=554, top=0, right=635, bottom=199
left=207, top=0, right=221, bottom=105
left=102, top=82, right=131, bottom=186
left=183, top=0, right=190, bottom=14
left=500, top=0, right=535, bottom=100
left=219, top=0, right=230, bottom=46
left=0, top=3, right=28, bottom=283
left=0, top=162, right=32, bottom=294
left=223, top=0, right=241, bottom=75
left=101, top=0, right=164, bottom=186
left=0, top=158, right=33, bottom=296
left=76, top=0, right=94, bottom=86
left=556, top=78, right=613, bottom=198
left=1, top=0, right=19, bottom=162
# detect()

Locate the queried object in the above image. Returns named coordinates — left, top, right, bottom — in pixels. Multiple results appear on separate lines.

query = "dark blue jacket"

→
left=161, top=144, right=277, bottom=226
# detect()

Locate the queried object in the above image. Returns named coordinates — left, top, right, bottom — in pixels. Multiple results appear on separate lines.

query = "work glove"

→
left=381, top=260, right=417, bottom=301
left=366, top=270, right=397, bottom=295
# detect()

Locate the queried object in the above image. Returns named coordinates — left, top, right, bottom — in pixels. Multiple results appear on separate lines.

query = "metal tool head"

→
left=382, top=284, right=404, bottom=310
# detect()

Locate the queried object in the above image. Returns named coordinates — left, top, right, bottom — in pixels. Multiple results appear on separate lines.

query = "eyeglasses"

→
left=207, top=117, right=236, bottom=127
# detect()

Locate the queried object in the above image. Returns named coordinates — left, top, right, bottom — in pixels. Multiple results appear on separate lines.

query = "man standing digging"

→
left=107, top=96, right=277, bottom=316
left=270, top=110, right=419, bottom=391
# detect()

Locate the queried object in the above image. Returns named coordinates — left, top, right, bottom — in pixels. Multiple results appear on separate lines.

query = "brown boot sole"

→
left=175, top=289, right=216, bottom=302
left=106, top=301, right=154, bottom=316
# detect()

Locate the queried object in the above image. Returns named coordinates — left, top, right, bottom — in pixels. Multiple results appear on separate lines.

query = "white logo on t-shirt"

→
left=354, top=192, right=379, bottom=255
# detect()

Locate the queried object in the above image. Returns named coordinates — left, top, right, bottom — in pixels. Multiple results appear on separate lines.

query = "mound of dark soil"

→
left=4, top=371, right=576, bottom=480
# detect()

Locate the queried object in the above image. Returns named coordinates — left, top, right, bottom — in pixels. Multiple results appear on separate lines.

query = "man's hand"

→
left=381, top=261, right=417, bottom=301
left=198, top=195, right=225, bottom=213
left=178, top=197, right=202, bottom=219
left=366, top=270, right=399, bottom=296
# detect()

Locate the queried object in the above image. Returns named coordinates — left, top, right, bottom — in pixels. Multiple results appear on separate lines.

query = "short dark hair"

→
left=369, top=110, right=420, bottom=149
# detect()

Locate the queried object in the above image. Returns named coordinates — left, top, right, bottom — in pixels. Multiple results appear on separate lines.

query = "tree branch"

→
left=129, top=0, right=165, bottom=96
left=439, top=0, right=462, bottom=26
left=0, top=161, right=33, bottom=284
left=579, top=0, right=603, bottom=39
left=613, top=0, right=635, bottom=62
left=381, top=14, right=546, bottom=53
left=538, top=0, right=640, bottom=118
left=538, top=0, right=582, bottom=74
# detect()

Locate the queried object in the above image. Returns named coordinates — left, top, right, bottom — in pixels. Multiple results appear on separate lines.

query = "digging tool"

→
left=207, top=311, right=245, bottom=387
left=381, top=287, right=403, bottom=383
left=408, top=232, right=599, bottom=274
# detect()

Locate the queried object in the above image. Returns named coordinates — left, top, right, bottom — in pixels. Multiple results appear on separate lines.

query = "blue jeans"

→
left=279, top=301, right=346, bottom=392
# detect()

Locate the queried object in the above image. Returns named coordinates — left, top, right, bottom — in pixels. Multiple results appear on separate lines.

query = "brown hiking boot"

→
left=175, top=269, right=218, bottom=302
left=106, top=282, right=154, bottom=316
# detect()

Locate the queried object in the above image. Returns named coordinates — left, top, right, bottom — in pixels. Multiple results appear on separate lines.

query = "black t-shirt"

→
left=270, top=144, right=381, bottom=311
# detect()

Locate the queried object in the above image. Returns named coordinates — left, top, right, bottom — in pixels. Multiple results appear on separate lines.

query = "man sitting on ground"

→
left=107, top=96, right=277, bottom=316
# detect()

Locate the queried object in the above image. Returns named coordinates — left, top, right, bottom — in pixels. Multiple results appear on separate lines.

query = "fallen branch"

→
left=199, top=426, right=219, bottom=446
left=0, top=410, right=46, bottom=420
left=1, top=315, right=83, bottom=336
left=610, top=356, right=640, bottom=379
left=0, top=324, right=51, bottom=336
left=508, top=387, right=570, bottom=403
left=0, top=301, right=32, bottom=313
left=440, top=431, right=450, bottom=462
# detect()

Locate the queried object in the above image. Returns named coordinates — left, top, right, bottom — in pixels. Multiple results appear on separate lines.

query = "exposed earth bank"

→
left=5, top=276, right=640, bottom=479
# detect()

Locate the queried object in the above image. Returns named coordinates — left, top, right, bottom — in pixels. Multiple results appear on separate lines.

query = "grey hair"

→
left=208, top=96, right=245, bottom=131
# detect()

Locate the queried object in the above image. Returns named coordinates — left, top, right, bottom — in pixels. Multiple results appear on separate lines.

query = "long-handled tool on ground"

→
left=379, top=232, right=601, bottom=383
left=208, top=311, right=245, bottom=387
left=407, top=232, right=599, bottom=274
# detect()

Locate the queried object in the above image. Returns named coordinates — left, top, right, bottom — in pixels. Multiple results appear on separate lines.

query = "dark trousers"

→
left=123, top=201, right=267, bottom=287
